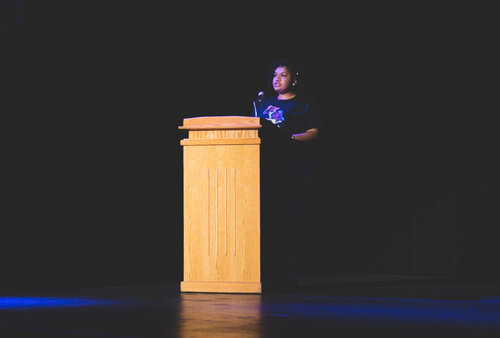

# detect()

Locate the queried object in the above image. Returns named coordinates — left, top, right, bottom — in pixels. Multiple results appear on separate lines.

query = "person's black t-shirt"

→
left=253, top=95, right=321, bottom=136
left=252, top=94, right=322, bottom=163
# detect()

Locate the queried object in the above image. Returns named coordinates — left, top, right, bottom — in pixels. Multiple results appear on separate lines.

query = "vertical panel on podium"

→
left=179, top=116, right=262, bottom=293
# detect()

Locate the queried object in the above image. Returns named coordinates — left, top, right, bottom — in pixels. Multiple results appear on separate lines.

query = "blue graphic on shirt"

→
left=263, top=105, right=285, bottom=125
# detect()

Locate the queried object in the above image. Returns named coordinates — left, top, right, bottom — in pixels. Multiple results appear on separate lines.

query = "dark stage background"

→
left=1, top=1, right=498, bottom=289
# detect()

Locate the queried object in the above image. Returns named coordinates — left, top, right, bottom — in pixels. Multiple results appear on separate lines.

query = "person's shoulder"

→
left=296, top=92, right=319, bottom=103
left=297, top=93, right=323, bottom=111
left=290, top=94, right=314, bottom=107
left=263, top=95, right=278, bottom=103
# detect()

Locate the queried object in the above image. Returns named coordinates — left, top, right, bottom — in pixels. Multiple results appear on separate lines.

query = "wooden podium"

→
left=179, top=116, right=263, bottom=293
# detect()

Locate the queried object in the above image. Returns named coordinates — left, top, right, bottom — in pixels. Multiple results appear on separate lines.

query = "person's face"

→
left=272, top=66, right=296, bottom=94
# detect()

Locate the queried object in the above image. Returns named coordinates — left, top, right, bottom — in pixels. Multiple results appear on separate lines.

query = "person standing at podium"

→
left=252, top=58, right=322, bottom=283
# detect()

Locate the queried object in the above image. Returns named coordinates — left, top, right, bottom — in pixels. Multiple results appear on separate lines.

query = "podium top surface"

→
left=179, top=116, right=261, bottom=130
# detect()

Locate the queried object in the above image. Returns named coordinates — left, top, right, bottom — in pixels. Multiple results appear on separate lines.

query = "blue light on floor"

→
left=262, top=296, right=500, bottom=328
left=0, top=297, right=114, bottom=310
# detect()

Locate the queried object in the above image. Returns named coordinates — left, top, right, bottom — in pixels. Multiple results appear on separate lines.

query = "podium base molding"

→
left=180, top=281, right=262, bottom=294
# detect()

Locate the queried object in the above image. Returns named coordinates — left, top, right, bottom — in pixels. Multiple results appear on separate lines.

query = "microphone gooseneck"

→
left=253, top=91, right=265, bottom=117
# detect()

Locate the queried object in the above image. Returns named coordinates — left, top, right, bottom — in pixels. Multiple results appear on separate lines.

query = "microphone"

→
left=253, top=91, right=265, bottom=117
left=257, top=91, right=264, bottom=103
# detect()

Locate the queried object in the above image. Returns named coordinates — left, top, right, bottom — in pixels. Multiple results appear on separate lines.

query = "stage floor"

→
left=2, top=275, right=500, bottom=337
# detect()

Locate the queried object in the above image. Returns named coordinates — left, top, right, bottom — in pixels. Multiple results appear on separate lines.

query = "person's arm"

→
left=292, top=128, right=319, bottom=142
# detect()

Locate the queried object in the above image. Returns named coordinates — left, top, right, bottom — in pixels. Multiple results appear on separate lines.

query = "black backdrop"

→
left=2, top=1, right=499, bottom=289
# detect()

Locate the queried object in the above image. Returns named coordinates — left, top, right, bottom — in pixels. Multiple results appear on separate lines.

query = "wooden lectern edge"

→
left=180, top=138, right=261, bottom=146
left=178, top=124, right=261, bottom=130
left=178, top=115, right=262, bottom=130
